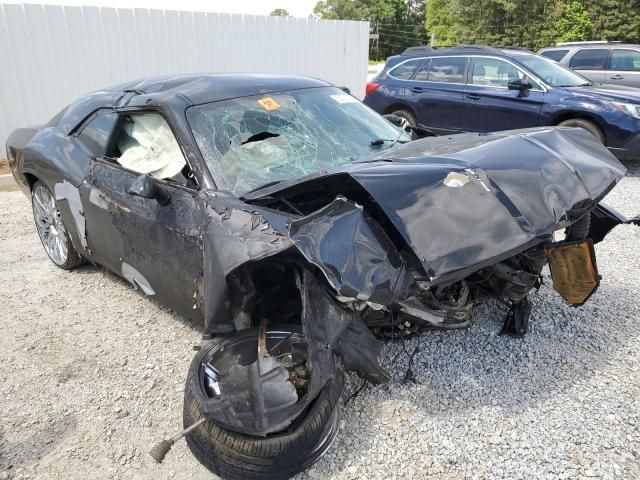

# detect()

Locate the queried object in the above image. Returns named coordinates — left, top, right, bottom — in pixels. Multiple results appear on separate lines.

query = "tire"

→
left=183, top=328, right=345, bottom=480
left=558, top=118, right=605, bottom=144
left=31, top=181, right=83, bottom=270
left=390, top=109, right=418, bottom=140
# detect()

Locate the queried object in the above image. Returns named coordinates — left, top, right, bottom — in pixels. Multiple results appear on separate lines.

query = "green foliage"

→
left=269, top=8, right=290, bottom=16
left=312, top=0, right=367, bottom=20
left=422, top=0, right=639, bottom=50
left=313, top=0, right=640, bottom=59
left=555, top=1, right=593, bottom=42
left=425, top=0, right=457, bottom=46
left=313, top=0, right=427, bottom=59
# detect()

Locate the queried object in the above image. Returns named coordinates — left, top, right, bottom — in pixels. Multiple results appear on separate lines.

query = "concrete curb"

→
left=0, top=174, right=18, bottom=192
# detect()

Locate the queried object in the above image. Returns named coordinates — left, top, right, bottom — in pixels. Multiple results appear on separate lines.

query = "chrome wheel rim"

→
left=32, top=185, right=68, bottom=265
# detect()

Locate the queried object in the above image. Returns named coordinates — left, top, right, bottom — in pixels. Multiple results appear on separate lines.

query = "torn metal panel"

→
left=54, top=180, right=87, bottom=248
left=301, top=271, right=390, bottom=385
left=121, top=262, right=155, bottom=295
left=88, top=187, right=109, bottom=210
left=289, top=197, right=411, bottom=306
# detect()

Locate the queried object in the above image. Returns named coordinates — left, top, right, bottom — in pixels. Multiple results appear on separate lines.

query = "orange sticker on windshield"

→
left=257, top=97, right=280, bottom=111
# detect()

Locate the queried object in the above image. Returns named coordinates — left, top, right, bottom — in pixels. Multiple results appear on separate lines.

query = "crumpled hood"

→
left=346, top=127, right=625, bottom=283
left=245, top=127, right=625, bottom=286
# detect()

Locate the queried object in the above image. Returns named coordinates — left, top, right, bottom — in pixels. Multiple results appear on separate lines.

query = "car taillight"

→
left=366, top=82, right=380, bottom=96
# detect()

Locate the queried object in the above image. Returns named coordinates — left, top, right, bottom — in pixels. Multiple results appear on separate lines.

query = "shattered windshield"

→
left=187, top=87, right=410, bottom=196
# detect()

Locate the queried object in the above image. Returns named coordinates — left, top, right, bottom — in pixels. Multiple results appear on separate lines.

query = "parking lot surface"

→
left=1, top=162, right=640, bottom=480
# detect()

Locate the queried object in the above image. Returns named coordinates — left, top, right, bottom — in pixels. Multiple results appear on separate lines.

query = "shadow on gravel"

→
left=622, top=159, right=640, bottom=177
left=369, top=283, right=639, bottom=419
left=66, top=263, right=202, bottom=333
left=0, top=415, right=77, bottom=471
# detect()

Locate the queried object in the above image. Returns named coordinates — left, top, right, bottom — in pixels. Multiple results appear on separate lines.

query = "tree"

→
left=269, top=8, right=290, bottom=16
left=589, top=0, right=640, bottom=43
left=313, top=0, right=428, bottom=59
left=312, top=0, right=367, bottom=20
left=555, top=1, right=593, bottom=42
left=425, top=0, right=458, bottom=46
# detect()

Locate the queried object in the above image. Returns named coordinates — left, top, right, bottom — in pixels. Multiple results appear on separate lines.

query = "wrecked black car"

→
left=5, top=74, right=632, bottom=479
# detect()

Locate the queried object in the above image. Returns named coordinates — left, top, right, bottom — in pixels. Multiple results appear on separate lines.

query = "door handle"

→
left=410, top=86, right=423, bottom=93
left=465, top=93, right=481, bottom=100
left=610, top=74, right=624, bottom=80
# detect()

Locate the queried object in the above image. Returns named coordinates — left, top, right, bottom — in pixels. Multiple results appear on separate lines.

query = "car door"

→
left=568, top=48, right=608, bottom=83
left=404, top=56, right=468, bottom=133
left=79, top=110, right=204, bottom=321
left=461, top=57, right=545, bottom=132
left=607, top=48, right=640, bottom=88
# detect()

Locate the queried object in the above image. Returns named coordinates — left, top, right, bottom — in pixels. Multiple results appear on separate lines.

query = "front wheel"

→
left=31, top=181, right=83, bottom=270
left=558, top=118, right=605, bottom=144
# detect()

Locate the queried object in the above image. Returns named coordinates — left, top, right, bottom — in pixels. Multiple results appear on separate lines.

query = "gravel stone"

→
left=1, top=160, right=639, bottom=480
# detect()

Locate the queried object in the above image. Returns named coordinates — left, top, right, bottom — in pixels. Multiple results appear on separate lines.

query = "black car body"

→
left=5, top=74, right=633, bottom=479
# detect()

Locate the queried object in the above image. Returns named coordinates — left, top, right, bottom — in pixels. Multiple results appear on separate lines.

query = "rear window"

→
left=540, top=50, right=569, bottom=62
left=388, top=58, right=424, bottom=80
left=569, top=49, right=607, bottom=69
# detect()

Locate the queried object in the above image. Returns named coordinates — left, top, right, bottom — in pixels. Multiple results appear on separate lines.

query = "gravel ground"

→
left=1, top=161, right=640, bottom=480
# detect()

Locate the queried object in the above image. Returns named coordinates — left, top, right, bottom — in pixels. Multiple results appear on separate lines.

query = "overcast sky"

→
left=1, top=0, right=319, bottom=17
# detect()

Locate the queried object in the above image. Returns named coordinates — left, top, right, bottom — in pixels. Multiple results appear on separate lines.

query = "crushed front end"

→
left=184, top=127, right=629, bottom=479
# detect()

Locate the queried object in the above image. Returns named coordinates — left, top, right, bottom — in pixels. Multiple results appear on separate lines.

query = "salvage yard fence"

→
left=0, top=3, right=370, bottom=153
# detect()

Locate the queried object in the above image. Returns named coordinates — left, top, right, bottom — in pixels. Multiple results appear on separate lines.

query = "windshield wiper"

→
left=370, top=126, right=408, bottom=148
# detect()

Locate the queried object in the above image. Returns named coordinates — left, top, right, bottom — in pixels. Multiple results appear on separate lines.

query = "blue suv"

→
left=364, top=46, right=640, bottom=160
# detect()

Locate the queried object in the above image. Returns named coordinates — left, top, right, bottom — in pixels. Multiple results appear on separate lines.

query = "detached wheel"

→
left=31, top=181, right=83, bottom=269
left=184, top=327, right=344, bottom=480
left=390, top=109, right=418, bottom=139
left=558, top=118, right=605, bottom=144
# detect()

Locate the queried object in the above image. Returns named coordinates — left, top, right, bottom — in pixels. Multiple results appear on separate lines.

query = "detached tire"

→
left=183, top=329, right=344, bottom=480
left=558, top=118, right=605, bottom=144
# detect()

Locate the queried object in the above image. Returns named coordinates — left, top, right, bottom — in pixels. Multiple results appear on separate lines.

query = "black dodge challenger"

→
left=5, top=74, right=632, bottom=479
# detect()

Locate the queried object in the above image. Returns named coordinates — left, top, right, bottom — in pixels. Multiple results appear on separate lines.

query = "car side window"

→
left=540, top=50, right=569, bottom=62
left=471, top=58, right=520, bottom=87
left=610, top=49, right=640, bottom=72
left=108, top=112, right=195, bottom=187
left=569, top=49, right=607, bottom=70
left=425, top=57, right=468, bottom=83
left=77, top=113, right=118, bottom=157
left=470, top=58, right=541, bottom=90
left=388, top=58, right=424, bottom=80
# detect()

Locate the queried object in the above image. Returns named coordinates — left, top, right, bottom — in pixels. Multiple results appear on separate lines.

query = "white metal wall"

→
left=0, top=3, right=369, bottom=149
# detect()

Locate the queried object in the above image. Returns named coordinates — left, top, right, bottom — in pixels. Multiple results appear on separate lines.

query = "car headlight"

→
left=611, top=101, right=640, bottom=120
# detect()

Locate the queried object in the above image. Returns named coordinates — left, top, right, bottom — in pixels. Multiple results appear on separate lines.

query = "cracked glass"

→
left=187, top=86, right=410, bottom=196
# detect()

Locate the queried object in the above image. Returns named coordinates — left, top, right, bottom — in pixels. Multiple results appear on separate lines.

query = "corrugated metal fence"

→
left=0, top=3, right=369, bottom=149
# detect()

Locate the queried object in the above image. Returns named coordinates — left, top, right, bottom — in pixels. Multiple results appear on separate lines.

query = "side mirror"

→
left=508, top=78, right=533, bottom=96
left=128, top=174, right=171, bottom=205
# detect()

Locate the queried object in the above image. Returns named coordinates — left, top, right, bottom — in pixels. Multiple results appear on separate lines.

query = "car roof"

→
left=540, top=43, right=639, bottom=51
left=111, top=73, right=331, bottom=104
left=51, top=74, right=332, bottom=134
left=395, top=45, right=535, bottom=60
